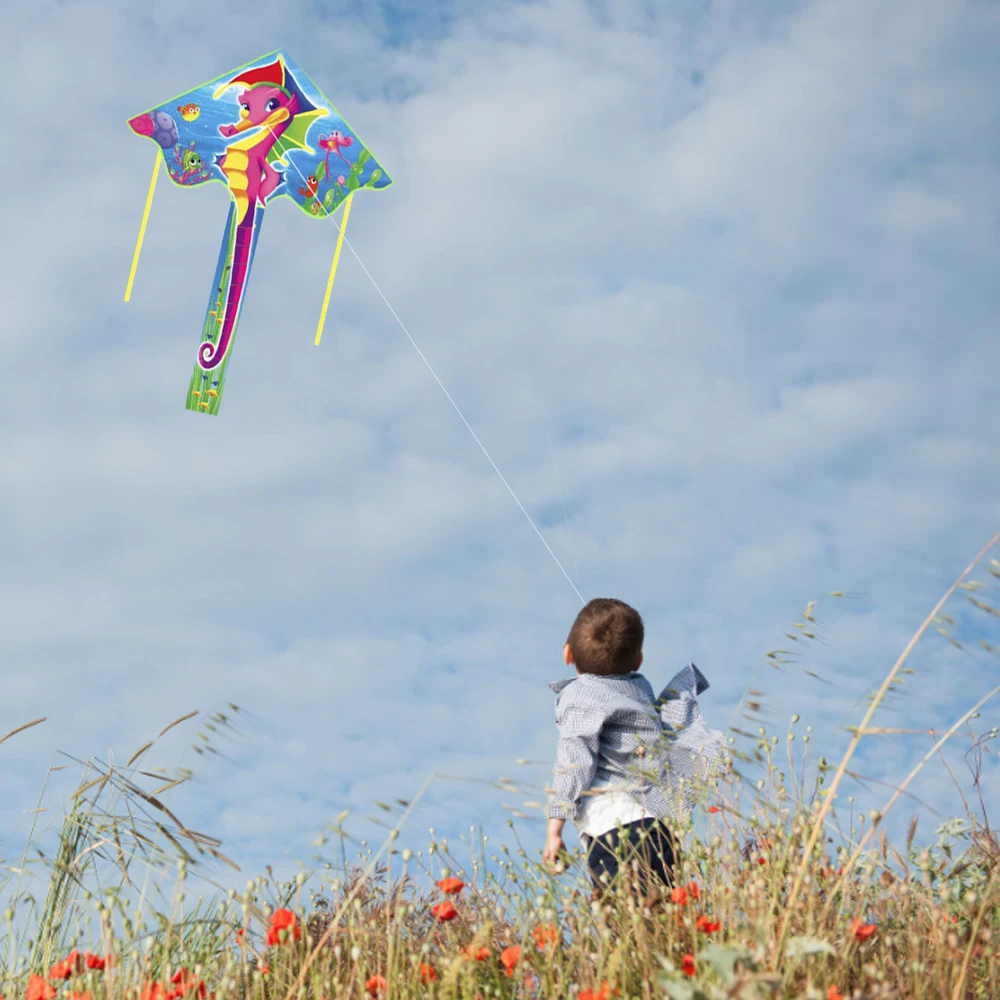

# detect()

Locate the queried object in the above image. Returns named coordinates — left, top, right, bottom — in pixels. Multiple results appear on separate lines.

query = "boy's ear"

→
left=564, top=643, right=574, bottom=666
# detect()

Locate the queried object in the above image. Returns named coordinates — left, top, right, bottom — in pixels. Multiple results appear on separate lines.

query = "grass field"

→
left=2, top=538, right=998, bottom=999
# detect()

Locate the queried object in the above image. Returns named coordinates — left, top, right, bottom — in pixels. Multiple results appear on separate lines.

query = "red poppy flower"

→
left=532, top=922, right=558, bottom=948
left=758, top=856, right=767, bottom=865
left=50, top=950, right=83, bottom=981
left=266, top=908, right=301, bottom=946
left=419, top=963, right=436, bottom=983
left=27, top=976, right=57, bottom=1000
left=258, top=964, right=270, bottom=976
left=171, top=968, right=207, bottom=1000
left=84, top=952, right=107, bottom=971
left=696, top=915, right=721, bottom=934
left=851, top=918, right=877, bottom=941
left=459, top=945, right=491, bottom=961
left=578, top=982, right=620, bottom=1000
left=500, top=946, right=521, bottom=977
left=69, top=992, right=93, bottom=1000
left=681, top=954, right=696, bottom=977
left=706, top=806, right=721, bottom=814
left=437, top=877, right=465, bottom=895
left=670, top=886, right=688, bottom=906
left=139, top=983, right=166, bottom=1000
left=431, top=900, right=458, bottom=922
left=687, top=882, right=700, bottom=900
left=827, top=988, right=844, bottom=1000
left=365, top=975, right=387, bottom=997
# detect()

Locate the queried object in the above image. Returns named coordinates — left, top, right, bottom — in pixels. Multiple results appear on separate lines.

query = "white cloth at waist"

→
left=574, top=777, right=656, bottom=848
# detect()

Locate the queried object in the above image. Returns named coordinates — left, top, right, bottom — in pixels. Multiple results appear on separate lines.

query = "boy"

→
left=542, top=598, right=726, bottom=901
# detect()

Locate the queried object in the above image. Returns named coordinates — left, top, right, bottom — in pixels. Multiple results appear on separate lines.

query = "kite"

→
left=125, top=50, right=392, bottom=415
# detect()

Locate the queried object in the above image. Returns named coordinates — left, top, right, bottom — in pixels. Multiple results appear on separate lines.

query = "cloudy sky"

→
left=1, top=0, right=998, bottom=906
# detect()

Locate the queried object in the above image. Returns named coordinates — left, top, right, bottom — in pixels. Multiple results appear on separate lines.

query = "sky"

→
left=1, top=0, right=999, bottom=912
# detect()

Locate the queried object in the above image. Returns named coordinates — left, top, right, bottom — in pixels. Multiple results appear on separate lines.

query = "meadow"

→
left=2, top=537, right=998, bottom=1000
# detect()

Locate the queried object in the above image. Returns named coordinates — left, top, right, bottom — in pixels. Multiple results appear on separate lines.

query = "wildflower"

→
left=139, top=983, right=166, bottom=1000
left=192, top=390, right=201, bottom=397
left=687, top=882, right=700, bottom=900
left=578, top=982, right=620, bottom=1000
left=696, top=915, right=721, bottom=934
left=50, top=950, right=83, bottom=981
left=437, top=876, right=465, bottom=894
left=851, top=918, right=877, bottom=941
left=208, top=390, right=218, bottom=397
left=459, top=945, right=491, bottom=961
left=500, top=946, right=521, bottom=977
left=27, top=976, right=57, bottom=1000
left=257, top=964, right=270, bottom=976
left=69, top=992, right=94, bottom=1000
left=431, top=900, right=458, bottom=922
left=758, top=856, right=767, bottom=866
left=681, top=954, right=696, bottom=977
left=827, top=988, right=844, bottom=1000
left=670, top=886, right=688, bottom=907
left=418, top=962, right=437, bottom=983
left=365, top=975, right=387, bottom=997
left=84, top=952, right=107, bottom=971
left=199, top=402, right=209, bottom=410
left=171, top=968, right=207, bottom=1000
left=532, top=922, right=558, bottom=948
left=707, top=806, right=721, bottom=814
left=267, top=907, right=301, bottom=945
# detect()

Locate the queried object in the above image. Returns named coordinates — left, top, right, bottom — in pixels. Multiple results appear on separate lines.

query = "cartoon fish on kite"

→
left=124, top=50, right=392, bottom=415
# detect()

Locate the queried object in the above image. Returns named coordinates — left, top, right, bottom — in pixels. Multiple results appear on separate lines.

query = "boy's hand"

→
left=543, top=817, right=568, bottom=873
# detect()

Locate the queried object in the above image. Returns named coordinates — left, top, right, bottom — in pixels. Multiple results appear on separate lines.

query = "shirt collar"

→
left=548, top=671, right=643, bottom=694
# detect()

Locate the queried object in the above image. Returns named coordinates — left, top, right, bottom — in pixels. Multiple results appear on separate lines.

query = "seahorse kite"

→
left=126, top=51, right=392, bottom=415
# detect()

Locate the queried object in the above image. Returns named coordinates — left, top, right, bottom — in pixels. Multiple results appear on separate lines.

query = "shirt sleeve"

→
left=656, top=664, right=727, bottom=787
left=547, top=689, right=602, bottom=821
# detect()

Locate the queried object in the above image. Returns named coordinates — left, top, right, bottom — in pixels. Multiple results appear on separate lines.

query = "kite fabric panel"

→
left=126, top=50, right=392, bottom=415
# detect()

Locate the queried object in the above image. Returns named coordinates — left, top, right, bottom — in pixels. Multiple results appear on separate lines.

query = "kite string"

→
left=268, top=130, right=585, bottom=605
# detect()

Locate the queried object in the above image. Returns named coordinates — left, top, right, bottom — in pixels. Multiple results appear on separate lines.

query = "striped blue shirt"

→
left=546, top=663, right=725, bottom=822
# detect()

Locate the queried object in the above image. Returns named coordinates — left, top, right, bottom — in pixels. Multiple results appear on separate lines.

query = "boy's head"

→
left=564, top=598, right=644, bottom=677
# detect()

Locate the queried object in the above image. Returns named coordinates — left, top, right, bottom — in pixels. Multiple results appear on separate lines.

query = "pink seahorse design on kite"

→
left=199, top=55, right=325, bottom=372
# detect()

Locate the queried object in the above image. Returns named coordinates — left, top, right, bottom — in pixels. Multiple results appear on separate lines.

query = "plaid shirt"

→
left=546, top=663, right=725, bottom=822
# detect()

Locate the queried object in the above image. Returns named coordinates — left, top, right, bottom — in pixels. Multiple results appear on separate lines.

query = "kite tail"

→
left=198, top=202, right=263, bottom=371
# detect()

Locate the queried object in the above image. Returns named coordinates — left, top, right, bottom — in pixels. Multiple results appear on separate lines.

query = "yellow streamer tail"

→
left=124, top=153, right=160, bottom=302
left=315, top=193, right=353, bottom=347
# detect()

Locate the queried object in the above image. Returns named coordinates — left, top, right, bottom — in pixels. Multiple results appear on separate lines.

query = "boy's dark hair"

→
left=567, top=598, right=644, bottom=676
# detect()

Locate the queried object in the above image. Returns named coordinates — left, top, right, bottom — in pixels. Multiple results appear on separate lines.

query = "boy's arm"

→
left=654, top=666, right=728, bottom=811
left=547, top=696, right=602, bottom=821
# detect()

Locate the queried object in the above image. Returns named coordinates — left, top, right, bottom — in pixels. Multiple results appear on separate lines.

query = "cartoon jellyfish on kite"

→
left=125, top=51, right=391, bottom=415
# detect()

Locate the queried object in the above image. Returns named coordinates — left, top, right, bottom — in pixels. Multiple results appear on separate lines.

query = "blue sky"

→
left=1, top=0, right=999, bottom=909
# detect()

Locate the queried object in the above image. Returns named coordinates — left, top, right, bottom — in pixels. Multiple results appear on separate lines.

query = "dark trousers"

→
left=585, top=817, right=677, bottom=898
